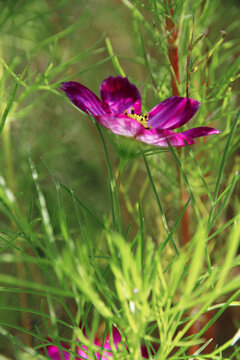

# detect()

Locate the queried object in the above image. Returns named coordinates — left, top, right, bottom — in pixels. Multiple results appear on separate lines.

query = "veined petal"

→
left=61, top=81, right=107, bottom=116
left=148, top=96, right=200, bottom=130
left=182, top=127, right=221, bottom=138
left=100, top=76, right=141, bottom=114
left=136, top=129, right=196, bottom=147
left=97, top=114, right=144, bottom=137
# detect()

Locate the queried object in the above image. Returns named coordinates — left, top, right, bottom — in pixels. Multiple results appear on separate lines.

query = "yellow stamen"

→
left=124, top=108, right=151, bottom=129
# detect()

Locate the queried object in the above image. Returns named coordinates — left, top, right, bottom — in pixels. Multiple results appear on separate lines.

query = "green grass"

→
left=0, top=0, right=239, bottom=359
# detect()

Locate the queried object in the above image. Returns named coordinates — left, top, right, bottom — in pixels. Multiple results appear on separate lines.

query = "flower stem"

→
left=95, top=122, right=123, bottom=234
left=165, top=0, right=180, bottom=97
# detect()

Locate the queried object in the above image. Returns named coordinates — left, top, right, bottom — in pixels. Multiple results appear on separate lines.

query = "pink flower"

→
left=41, top=327, right=152, bottom=359
left=41, top=327, right=121, bottom=360
left=61, top=76, right=220, bottom=147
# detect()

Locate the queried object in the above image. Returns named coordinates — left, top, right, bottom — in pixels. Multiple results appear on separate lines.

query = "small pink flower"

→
left=41, top=327, right=121, bottom=360
left=61, top=76, right=220, bottom=147
left=41, top=327, right=153, bottom=359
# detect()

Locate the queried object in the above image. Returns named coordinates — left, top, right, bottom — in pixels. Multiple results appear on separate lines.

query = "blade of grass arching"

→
left=0, top=176, right=46, bottom=255
left=210, top=172, right=240, bottom=230
left=140, top=149, right=179, bottom=255
left=207, top=214, right=240, bottom=241
left=0, top=325, right=36, bottom=357
left=0, top=82, right=18, bottom=134
left=124, top=221, right=132, bottom=240
left=0, top=273, right=74, bottom=298
left=208, top=109, right=240, bottom=228
left=51, top=56, right=111, bottom=87
left=33, top=14, right=86, bottom=51
left=41, top=158, right=75, bottom=254
left=48, top=33, right=106, bottom=78
left=0, top=58, right=28, bottom=89
left=105, top=37, right=125, bottom=77
left=94, top=121, right=122, bottom=234
left=0, top=234, right=25, bottom=254
left=157, top=197, right=190, bottom=255
left=60, top=183, right=105, bottom=229
left=213, top=172, right=240, bottom=207
left=29, top=155, right=57, bottom=257
left=47, top=47, right=105, bottom=78
left=0, top=304, right=74, bottom=331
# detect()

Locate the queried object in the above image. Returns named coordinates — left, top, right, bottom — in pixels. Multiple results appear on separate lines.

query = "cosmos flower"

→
left=41, top=327, right=121, bottom=360
left=61, top=76, right=220, bottom=147
left=41, top=327, right=152, bottom=359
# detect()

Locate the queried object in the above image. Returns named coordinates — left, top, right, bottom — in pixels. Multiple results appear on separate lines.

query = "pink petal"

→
left=97, top=114, right=144, bottom=137
left=136, top=129, right=196, bottom=147
left=76, top=344, right=89, bottom=359
left=42, top=344, right=70, bottom=360
left=182, top=127, right=221, bottom=138
left=112, top=326, right=121, bottom=348
left=76, top=336, right=113, bottom=360
left=148, top=96, right=200, bottom=130
left=100, top=76, right=141, bottom=114
left=61, top=81, right=108, bottom=116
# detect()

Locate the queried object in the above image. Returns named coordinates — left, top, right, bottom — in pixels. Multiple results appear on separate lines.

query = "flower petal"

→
left=148, top=96, right=200, bottom=130
left=100, top=76, right=141, bottom=114
left=182, top=127, right=221, bottom=138
left=61, top=81, right=107, bottom=116
left=42, top=344, right=70, bottom=360
left=97, top=114, right=144, bottom=137
left=76, top=344, right=89, bottom=359
left=112, top=326, right=121, bottom=348
left=136, top=129, right=196, bottom=147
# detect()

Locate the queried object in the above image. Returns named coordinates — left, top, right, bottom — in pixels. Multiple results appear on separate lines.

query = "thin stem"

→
left=95, top=122, right=123, bottom=234
left=165, top=0, right=179, bottom=97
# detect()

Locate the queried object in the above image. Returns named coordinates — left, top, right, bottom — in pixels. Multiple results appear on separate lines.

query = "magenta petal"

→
left=100, top=76, right=141, bottom=114
left=136, top=129, right=196, bottom=147
left=182, top=127, right=221, bottom=138
left=141, top=345, right=150, bottom=358
left=43, top=344, right=70, bottom=360
left=97, top=114, right=144, bottom=137
left=76, top=344, right=89, bottom=359
left=61, top=81, right=108, bottom=116
left=112, top=326, right=121, bottom=348
left=148, top=96, right=200, bottom=130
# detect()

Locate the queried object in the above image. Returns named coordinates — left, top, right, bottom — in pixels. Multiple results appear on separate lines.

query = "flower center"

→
left=125, top=108, right=151, bottom=129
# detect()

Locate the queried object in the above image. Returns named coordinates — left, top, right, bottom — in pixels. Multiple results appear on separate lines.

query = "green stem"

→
left=95, top=122, right=123, bottom=234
